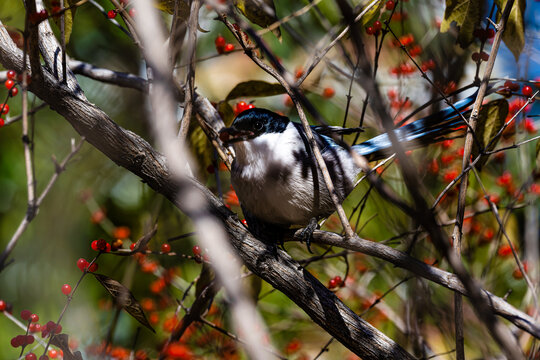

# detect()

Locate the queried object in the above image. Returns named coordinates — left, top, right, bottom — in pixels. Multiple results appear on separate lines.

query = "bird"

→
left=219, top=94, right=477, bottom=250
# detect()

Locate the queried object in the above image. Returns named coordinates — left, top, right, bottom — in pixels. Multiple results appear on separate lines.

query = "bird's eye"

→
left=254, top=121, right=263, bottom=130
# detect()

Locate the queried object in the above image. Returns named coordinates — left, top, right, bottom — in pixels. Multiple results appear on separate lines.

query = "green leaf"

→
left=92, top=273, right=155, bottom=333
left=43, top=0, right=76, bottom=44
left=234, top=0, right=281, bottom=38
left=50, top=334, right=83, bottom=360
left=472, top=99, right=509, bottom=168
left=226, top=80, right=286, bottom=101
left=359, top=0, right=384, bottom=26
left=440, top=0, right=483, bottom=48
left=495, top=0, right=526, bottom=61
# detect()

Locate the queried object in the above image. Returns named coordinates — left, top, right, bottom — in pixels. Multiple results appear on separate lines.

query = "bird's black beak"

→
left=219, top=127, right=255, bottom=145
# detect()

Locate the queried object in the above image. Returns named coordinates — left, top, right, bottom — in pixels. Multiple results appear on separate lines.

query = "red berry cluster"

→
left=77, top=258, right=98, bottom=272
left=9, top=309, right=65, bottom=359
left=161, top=243, right=171, bottom=253
left=107, top=10, right=117, bottom=19
left=366, top=20, right=382, bottom=36
left=91, top=238, right=108, bottom=251
left=10, top=334, right=34, bottom=348
left=234, top=101, right=255, bottom=115
left=215, top=35, right=235, bottom=54
left=388, top=89, right=412, bottom=111
left=4, top=69, right=19, bottom=98
left=41, top=321, right=62, bottom=338
left=328, top=275, right=343, bottom=289
left=471, top=51, right=489, bottom=63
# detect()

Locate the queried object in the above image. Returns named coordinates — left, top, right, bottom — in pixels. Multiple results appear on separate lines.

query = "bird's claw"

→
left=299, top=218, right=318, bottom=253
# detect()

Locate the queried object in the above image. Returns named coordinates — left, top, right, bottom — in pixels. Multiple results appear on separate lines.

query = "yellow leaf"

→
left=440, top=0, right=483, bottom=48
left=495, top=0, right=526, bottom=61
left=234, top=0, right=281, bottom=39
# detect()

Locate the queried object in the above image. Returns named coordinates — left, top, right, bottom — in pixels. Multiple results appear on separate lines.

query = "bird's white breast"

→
left=231, top=123, right=360, bottom=226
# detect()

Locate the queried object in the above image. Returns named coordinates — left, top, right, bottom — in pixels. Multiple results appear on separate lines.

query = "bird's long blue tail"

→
left=353, top=93, right=477, bottom=161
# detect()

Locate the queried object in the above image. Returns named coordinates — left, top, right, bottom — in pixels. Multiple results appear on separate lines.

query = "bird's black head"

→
left=219, top=108, right=289, bottom=144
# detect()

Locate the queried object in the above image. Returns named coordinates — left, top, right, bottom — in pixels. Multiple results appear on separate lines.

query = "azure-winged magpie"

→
left=219, top=94, right=476, bottom=248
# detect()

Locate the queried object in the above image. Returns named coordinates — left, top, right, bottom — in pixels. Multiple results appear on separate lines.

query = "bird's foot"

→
left=299, top=218, right=318, bottom=253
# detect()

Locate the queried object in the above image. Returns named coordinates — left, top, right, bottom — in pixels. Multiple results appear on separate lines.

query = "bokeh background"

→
left=0, top=0, right=539, bottom=358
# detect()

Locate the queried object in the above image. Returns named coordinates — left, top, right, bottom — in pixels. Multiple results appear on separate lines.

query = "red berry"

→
left=26, top=353, right=37, bottom=360
left=130, top=243, right=136, bottom=251
left=522, top=85, right=533, bottom=97
left=10, top=335, right=22, bottom=347
left=107, top=10, right=116, bottom=19
left=29, top=323, right=41, bottom=332
left=161, top=243, right=171, bottom=253
left=328, top=278, right=337, bottom=289
left=385, top=0, right=395, bottom=10
left=373, top=20, right=382, bottom=32
left=497, top=244, right=512, bottom=257
left=129, top=8, right=136, bottom=17
left=504, top=80, right=520, bottom=92
left=234, top=101, right=250, bottom=115
left=91, top=238, right=107, bottom=251
left=10, top=87, right=18, bottom=96
left=0, top=300, right=5, bottom=311
left=5, top=79, right=15, bottom=90
left=224, top=43, right=235, bottom=52
left=409, top=45, right=422, bottom=56
left=215, top=35, right=226, bottom=48
left=21, top=309, right=32, bottom=320
left=31, top=313, right=39, bottom=322
left=25, top=335, right=35, bottom=345
left=524, top=118, right=536, bottom=133
left=471, top=52, right=480, bottom=62
left=480, top=51, right=489, bottom=61
left=6, top=70, right=16, bottom=80
left=87, top=262, right=98, bottom=272
left=192, top=245, right=201, bottom=256
left=366, top=26, right=374, bottom=35
left=322, top=87, right=335, bottom=98
left=49, top=349, right=58, bottom=358
left=61, top=284, right=72, bottom=295
left=333, top=275, right=342, bottom=286
left=77, top=258, right=89, bottom=271
left=442, top=139, right=454, bottom=148
left=1, top=104, right=9, bottom=114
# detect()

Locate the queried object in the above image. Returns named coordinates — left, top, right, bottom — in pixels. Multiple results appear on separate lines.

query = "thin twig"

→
left=178, top=0, right=201, bottom=140
left=0, top=138, right=85, bottom=271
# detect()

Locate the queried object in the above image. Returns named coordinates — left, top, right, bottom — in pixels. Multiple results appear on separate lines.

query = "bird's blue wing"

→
left=353, top=92, right=478, bottom=160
